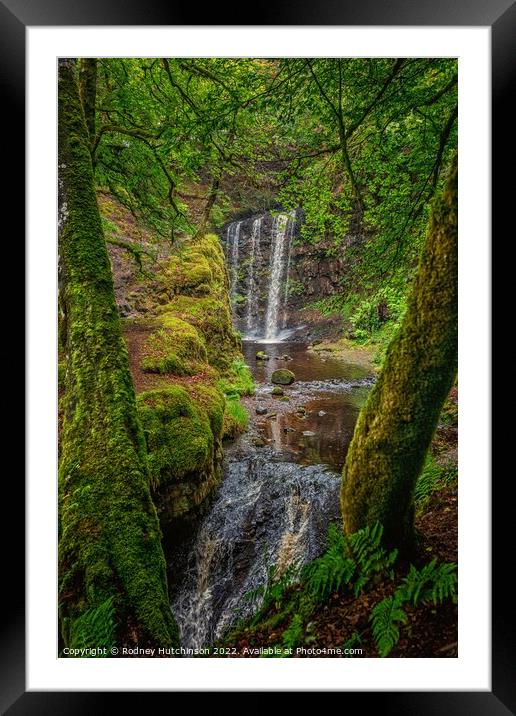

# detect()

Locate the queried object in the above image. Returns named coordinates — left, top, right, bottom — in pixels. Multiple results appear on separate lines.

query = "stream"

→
left=169, top=336, right=375, bottom=651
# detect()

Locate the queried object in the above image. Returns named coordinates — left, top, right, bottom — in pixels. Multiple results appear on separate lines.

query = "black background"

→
left=3, top=0, right=513, bottom=710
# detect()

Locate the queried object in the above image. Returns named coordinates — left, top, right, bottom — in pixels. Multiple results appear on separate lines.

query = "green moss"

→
left=271, top=369, right=296, bottom=386
left=217, top=358, right=255, bottom=398
left=141, top=316, right=207, bottom=376
left=58, top=59, right=178, bottom=650
left=137, top=387, right=214, bottom=488
left=58, top=362, right=66, bottom=390
left=158, top=234, right=227, bottom=297
left=341, top=155, right=458, bottom=551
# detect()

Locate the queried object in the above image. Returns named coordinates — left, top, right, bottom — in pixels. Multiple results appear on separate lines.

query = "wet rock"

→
left=251, top=436, right=266, bottom=447
left=295, top=406, right=307, bottom=415
left=281, top=354, right=292, bottom=361
left=302, top=431, right=317, bottom=437
left=271, top=386, right=284, bottom=396
left=283, top=427, right=296, bottom=433
left=256, top=351, right=269, bottom=361
left=318, top=410, right=327, bottom=417
left=256, top=406, right=268, bottom=415
left=271, top=368, right=295, bottom=385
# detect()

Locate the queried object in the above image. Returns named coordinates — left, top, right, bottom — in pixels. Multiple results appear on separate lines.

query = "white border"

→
left=27, top=27, right=490, bottom=691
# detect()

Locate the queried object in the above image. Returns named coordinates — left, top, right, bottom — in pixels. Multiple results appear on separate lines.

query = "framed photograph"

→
left=4, top=0, right=510, bottom=709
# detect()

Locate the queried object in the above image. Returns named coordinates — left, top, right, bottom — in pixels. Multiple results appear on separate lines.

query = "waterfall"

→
left=264, top=213, right=293, bottom=340
left=245, top=217, right=262, bottom=334
left=171, top=455, right=341, bottom=650
left=282, top=210, right=296, bottom=328
left=224, top=210, right=296, bottom=340
left=227, top=220, right=242, bottom=306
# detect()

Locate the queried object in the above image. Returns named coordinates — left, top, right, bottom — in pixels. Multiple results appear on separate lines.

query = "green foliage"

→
left=347, top=522, right=398, bottom=596
left=218, top=358, right=255, bottom=398
left=303, top=522, right=397, bottom=602
left=370, top=559, right=457, bottom=656
left=414, top=454, right=457, bottom=509
left=245, top=564, right=300, bottom=624
left=69, top=596, right=116, bottom=654
left=303, top=523, right=355, bottom=601
left=342, top=631, right=362, bottom=656
left=223, top=396, right=249, bottom=439
left=370, top=594, right=408, bottom=658
left=282, top=614, right=304, bottom=650
left=398, top=560, right=457, bottom=606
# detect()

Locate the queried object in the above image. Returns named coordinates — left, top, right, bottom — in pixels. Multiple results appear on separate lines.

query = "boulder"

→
left=271, top=368, right=295, bottom=385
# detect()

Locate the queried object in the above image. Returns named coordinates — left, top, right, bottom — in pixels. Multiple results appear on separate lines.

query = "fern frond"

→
left=399, top=561, right=457, bottom=606
left=370, top=594, right=407, bottom=657
left=69, top=595, right=116, bottom=654
left=282, top=614, right=304, bottom=650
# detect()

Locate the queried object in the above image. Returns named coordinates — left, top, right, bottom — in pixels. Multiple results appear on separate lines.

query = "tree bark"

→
left=58, top=58, right=179, bottom=649
left=341, top=153, right=458, bottom=551
left=79, top=58, right=97, bottom=143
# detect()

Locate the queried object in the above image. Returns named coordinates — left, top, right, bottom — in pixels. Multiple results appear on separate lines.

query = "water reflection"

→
left=243, top=341, right=373, bottom=471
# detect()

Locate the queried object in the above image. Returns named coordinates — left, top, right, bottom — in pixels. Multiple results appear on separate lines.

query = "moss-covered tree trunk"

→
left=58, top=58, right=179, bottom=649
left=79, top=58, right=97, bottom=144
left=341, top=154, right=458, bottom=551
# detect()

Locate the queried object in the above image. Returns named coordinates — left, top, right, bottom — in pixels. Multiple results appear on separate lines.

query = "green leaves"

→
left=370, top=560, right=457, bottom=656
left=370, top=594, right=408, bottom=658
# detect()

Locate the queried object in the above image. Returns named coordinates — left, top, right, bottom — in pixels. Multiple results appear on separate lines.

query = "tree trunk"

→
left=79, top=58, right=97, bottom=143
left=341, top=153, right=458, bottom=551
left=58, top=58, right=179, bottom=649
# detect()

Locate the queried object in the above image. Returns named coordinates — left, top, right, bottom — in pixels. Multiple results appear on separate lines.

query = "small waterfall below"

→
left=171, top=453, right=341, bottom=650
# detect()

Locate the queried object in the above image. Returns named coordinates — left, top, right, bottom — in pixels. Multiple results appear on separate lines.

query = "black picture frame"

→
left=5, top=0, right=511, bottom=710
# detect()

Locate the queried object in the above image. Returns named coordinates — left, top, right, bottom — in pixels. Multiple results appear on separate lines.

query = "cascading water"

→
left=171, top=452, right=341, bottom=650
left=225, top=210, right=296, bottom=341
left=282, top=210, right=296, bottom=329
left=264, top=213, right=294, bottom=340
left=245, top=217, right=263, bottom=333
left=226, top=220, right=242, bottom=307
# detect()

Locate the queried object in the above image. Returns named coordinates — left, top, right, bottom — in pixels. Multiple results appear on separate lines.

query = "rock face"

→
left=271, top=368, right=296, bottom=385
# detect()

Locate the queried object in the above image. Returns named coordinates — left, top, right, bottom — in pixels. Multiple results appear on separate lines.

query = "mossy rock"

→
left=141, top=315, right=207, bottom=376
left=158, top=295, right=240, bottom=372
left=271, top=386, right=284, bottom=396
left=256, top=351, right=269, bottom=361
left=137, top=386, right=217, bottom=489
left=158, top=234, right=227, bottom=298
left=271, top=369, right=296, bottom=385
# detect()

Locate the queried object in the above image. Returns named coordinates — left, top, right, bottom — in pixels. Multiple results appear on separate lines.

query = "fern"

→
left=282, top=614, right=304, bottom=650
left=398, top=560, right=457, bottom=606
left=303, top=523, right=355, bottom=601
left=348, top=523, right=398, bottom=596
left=415, top=455, right=457, bottom=508
left=342, top=631, right=362, bottom=657
left=69, top=596, right=116, bottom=654
left=246, top=564, right=299, bottom=624
left=370, top=594, right=408, bottom=657
left=371, top=560, right=458, bottom=657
